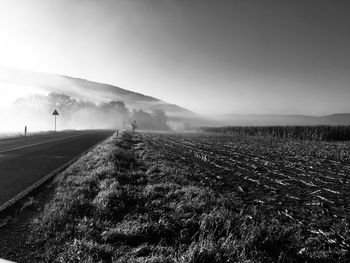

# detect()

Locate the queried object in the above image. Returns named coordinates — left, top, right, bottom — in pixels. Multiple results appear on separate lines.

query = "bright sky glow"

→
left=0, top=0, right=349, bottom=116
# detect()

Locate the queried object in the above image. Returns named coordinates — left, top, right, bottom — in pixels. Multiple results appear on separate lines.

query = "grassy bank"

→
left=22, top=132, right=349, bottom=262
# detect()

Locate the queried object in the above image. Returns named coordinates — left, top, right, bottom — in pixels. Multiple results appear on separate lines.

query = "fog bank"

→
left=0, top=92, right=170, bottom=133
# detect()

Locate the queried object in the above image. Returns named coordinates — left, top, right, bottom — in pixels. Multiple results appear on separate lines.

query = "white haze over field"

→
left=0, top=68, right=47, bottom=133
left=0, top=67, right=173, bottom=133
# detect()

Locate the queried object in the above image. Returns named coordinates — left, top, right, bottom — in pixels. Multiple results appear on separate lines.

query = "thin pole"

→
left=55, top=115, right=57, bottom=132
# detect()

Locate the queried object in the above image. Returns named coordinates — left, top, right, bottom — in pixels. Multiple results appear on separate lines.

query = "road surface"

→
left=0, top=130, right=114, bottom=207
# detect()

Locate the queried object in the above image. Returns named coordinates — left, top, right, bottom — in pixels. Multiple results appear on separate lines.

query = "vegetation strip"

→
left=202, top=125, right=350, bottom=141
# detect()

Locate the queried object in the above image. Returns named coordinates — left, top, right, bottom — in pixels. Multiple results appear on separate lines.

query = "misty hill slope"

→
left=0, top=67, right=193, bottom=118
left=60, top=76, right=194, bottom=117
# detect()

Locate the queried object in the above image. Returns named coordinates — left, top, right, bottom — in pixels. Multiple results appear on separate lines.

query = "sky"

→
left=0, top=0, right=349, bottom=115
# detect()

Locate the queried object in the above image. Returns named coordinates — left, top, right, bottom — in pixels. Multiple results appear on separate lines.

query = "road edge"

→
left=0, top=131, right=116, bottom=214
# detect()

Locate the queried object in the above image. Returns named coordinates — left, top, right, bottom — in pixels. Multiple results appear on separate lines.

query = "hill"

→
left=0, top=67, right=201, bottom=129
left=0, top=67, right=191, bottom=116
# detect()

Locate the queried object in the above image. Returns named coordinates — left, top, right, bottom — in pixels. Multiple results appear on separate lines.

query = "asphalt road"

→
left=0, top=130, right=114, bottom=207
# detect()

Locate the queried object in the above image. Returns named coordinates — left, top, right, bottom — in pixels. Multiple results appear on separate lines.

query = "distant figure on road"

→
left=131, top=120, right=137, bottom=132
left=24, top=126, right=27, bottom=136
left=116, top=129, right=119, bottom=137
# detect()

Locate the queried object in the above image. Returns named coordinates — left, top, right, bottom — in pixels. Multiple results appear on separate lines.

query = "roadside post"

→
left=52, top=109, right=59, bottom=132
left=24, top=126, right=27, bottom=136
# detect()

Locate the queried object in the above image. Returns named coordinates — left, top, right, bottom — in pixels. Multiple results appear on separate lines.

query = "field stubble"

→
left=140, top=132, right=350, bottom=258
left=143, top=132, right=350, bottom=214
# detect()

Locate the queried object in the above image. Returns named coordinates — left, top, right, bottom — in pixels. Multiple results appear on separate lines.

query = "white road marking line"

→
left=0, top=133, right=91, bottom=154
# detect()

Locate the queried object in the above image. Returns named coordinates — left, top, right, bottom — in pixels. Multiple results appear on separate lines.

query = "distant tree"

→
left=114, top=101, right=130, bottom=122
left=47, top=92, right=78, bottom=113
left=151, top=109, right=167, bottom=124
left=15, top=92, right=171, bottom=131
left=130, top=109, right=170, bottom=131
left=131, top=120, right=137, bottom=132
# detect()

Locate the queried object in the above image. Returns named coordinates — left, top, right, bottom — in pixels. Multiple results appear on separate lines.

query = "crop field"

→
left=140, top=132, right=350, bottom=258
left=141, top=132, right=350, bottom=216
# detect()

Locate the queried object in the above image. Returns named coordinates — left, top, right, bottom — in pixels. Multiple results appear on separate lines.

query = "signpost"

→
left=52, top=109, right=59, bottom=132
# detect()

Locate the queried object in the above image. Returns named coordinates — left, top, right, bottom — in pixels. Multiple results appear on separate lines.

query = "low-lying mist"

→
left=0, top=67, right=199, bottom=133
left=0, top=92, right=171, bottom=134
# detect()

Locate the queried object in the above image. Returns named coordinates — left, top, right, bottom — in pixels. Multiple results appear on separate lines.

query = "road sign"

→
left=52, top=109, right=59, bottom=131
